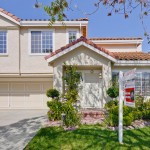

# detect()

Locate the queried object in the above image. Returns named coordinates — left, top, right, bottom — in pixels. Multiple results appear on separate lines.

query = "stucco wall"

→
left=96, top=44, right=142, bottom=52
left=0, top=16, right=17, bottom=27
left=0, top=29, right=19, bottom=74
left=20, top=27, right=52, bottom=74
left=20, top=26, right=80, bottom=74
left=52, top=46, right=112, bottom=106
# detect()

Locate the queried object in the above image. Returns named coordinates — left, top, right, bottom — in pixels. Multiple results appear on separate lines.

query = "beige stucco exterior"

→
left=51, top=46, right=112, bottom=107
left=0, top=16, right=20, bottom=75
left=0, top=11, right=149, bottom=109
left=97, top=43, right=142, bottom=52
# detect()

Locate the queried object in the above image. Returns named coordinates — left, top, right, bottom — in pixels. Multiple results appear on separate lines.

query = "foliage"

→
left=63, top=64, right=81, bottom=103
left=106, top=77, right=119, bottom=99
left=106, top=105, right=134, bottom=126
left=142, top=110, right=150, bottom=119
left=47, top=100, right=81, bottom=126
left=44, top=0, right=68, bottom=25
left=62, top=101, right=81, bottom=127
left=105, top=99, right=118, bottom=109
left=105, top=96, right=150, bottom=126
left=46, top=64, right=81, bottom=127
left=46, top=89, right=60, bottom=99
left=24, top=125, right=150, bottom=150
left=47, top=100, right=62, bottom=120
left=41, top=0, right=150, bottom=43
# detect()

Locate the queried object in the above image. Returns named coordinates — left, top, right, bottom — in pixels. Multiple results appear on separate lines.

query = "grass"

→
left=24, top=125, right=150, bottom=150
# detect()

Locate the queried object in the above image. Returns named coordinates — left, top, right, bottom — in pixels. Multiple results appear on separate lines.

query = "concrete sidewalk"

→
left=0, top=110, right=48, bottom=150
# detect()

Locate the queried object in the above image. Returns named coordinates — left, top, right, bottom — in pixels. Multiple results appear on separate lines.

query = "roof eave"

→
left=90, top=40, right=143, bottom=45
left=0, top=12, right=20, bottom=25
left=20, top=20, right=88, bottom=27
left=46, top=41, right=117, bottom=64
left=115, top=60, right=150, bottom=66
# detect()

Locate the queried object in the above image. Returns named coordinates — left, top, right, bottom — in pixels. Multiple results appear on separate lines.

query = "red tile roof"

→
left=45, top=37, right=150, bottom=61
left=89, top=37, right=142, bottom=40
left=113, top=52, right=150, bottom=60
left=0, top=8, right=21, bottom=22
left=21, top=18, right=88, bottom=21
left=0, top=8, right=88, bottom=23
left=45, top=36, right=116, bottom=60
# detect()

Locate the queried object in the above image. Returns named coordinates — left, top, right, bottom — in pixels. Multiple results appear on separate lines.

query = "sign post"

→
left=118, top=71, right=124, bottom=144
left=118, top=68, right=136, bottom=144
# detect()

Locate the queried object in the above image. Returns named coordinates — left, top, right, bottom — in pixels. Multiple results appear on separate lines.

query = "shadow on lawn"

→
left=25, top=126, right=150, bottom=150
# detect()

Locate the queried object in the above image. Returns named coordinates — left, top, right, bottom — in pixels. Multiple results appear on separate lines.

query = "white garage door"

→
left=0, top=81, right=52, bottom=109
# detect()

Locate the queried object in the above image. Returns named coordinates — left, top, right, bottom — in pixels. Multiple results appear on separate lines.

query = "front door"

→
left=79, top=70, right=102, bottom=108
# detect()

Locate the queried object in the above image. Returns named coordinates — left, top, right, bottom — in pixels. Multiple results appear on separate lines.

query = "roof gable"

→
left=0, top=8, right=20, bottom=25
left=45, top=36, right=117, bottom=63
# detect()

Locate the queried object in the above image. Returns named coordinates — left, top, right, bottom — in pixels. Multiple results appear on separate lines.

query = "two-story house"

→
left=0, top=8, right=150, bottom=109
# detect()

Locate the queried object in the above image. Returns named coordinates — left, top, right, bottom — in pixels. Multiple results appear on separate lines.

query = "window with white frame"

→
left=68, top=31, right=77, bottom=43
left=112, top=71, right=150, bottom=96
left=0, top=31, right=7, bottom=54
left=31, top=31, right=53, bottom=54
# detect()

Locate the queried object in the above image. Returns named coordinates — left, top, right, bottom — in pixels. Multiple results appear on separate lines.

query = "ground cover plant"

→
left=24, top=125, right=150, bottom=150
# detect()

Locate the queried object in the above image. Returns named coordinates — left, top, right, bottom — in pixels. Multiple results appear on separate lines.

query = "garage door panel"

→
left=0, top=80, right=52, bottom=109
left=10, top=83, right=25, bottom=92
left=0, top=93, right=9, bottom=107
left=43, top=82, right=52, bottom=92
left=43, top=94, right=51, bottom=107
left=10, top=93, right=25, bottom=108
left=0, top=83, right=9, bottom=92
left=26, top=83, right=41, bottom=92
left=26, top=93, right=43, bottom=108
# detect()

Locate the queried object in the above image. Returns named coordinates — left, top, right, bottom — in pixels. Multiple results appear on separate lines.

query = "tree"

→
left=35, top=0, right=150, bottom=43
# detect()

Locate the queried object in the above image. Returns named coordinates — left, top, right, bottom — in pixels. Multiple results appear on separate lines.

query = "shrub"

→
left=47, top=100, right=62, bottom=120
left=46, top=89, right=60, bottom=99
left=105, top=96, right=150, bottom=127
left=106, top=77, right=119, bottom=99
left=132, top=110, right=143, bottom=120
left=106, top=87, right=119, bottom=99
left=123, top=113, right=134, bottom=126
left=142, top=110, right=150, bottom=119
left=105, top=99, right=118, bottom=109
left=63, top=64, right=81, bottom=103
left=62, top=101, right=81, bottom=127
left=47, top=100, right=81, bottom=127
left=106, top=106, right=134, bottom=126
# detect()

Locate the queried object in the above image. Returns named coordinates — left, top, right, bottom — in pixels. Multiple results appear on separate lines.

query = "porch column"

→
left=102, top=61, right=112, bottom=107
left=53, top=64, right=63, bottom=94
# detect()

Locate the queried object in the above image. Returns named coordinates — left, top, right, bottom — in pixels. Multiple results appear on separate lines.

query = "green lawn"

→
left=24, top=125, right=150, bottom=150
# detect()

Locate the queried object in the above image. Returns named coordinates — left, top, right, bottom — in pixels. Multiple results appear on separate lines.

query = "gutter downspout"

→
left=19, top=27, right=21, bottom=76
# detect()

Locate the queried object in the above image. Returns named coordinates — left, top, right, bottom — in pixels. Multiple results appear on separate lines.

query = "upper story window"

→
left=68, top=31, right=77, bottom=43
left=31, top=31, right=53, bottom=54
left=0, top=31, right=7, bottom=54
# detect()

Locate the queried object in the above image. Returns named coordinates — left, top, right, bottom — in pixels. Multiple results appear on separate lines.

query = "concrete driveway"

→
left=0, top=110, right=48, bottom=150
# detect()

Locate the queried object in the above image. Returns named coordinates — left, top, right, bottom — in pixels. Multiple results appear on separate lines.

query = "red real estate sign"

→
left=124, top=80, right=135, bottom=107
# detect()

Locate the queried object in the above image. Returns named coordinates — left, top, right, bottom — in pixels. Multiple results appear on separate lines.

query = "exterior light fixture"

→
left=99, top=73, right=102, bottom=79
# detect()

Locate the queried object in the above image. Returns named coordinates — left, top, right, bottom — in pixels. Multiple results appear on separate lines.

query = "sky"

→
left=0, top=0, right=150, bottom=52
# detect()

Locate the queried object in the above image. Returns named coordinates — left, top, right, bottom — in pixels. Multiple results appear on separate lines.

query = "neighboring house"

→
left=0, top=8, right=150, bottom=109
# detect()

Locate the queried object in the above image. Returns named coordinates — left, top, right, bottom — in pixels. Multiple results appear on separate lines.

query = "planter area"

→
left=44, top=109, right=150, bottom=131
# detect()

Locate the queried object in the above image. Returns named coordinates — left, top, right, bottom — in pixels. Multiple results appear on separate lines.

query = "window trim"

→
left=112, top=70, right=150, bottom=96
left=0, top=30, right=8, bottom=56
left=66, top=29, right=80, bottom=44
left=28, top=29, right=55, bottom=55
